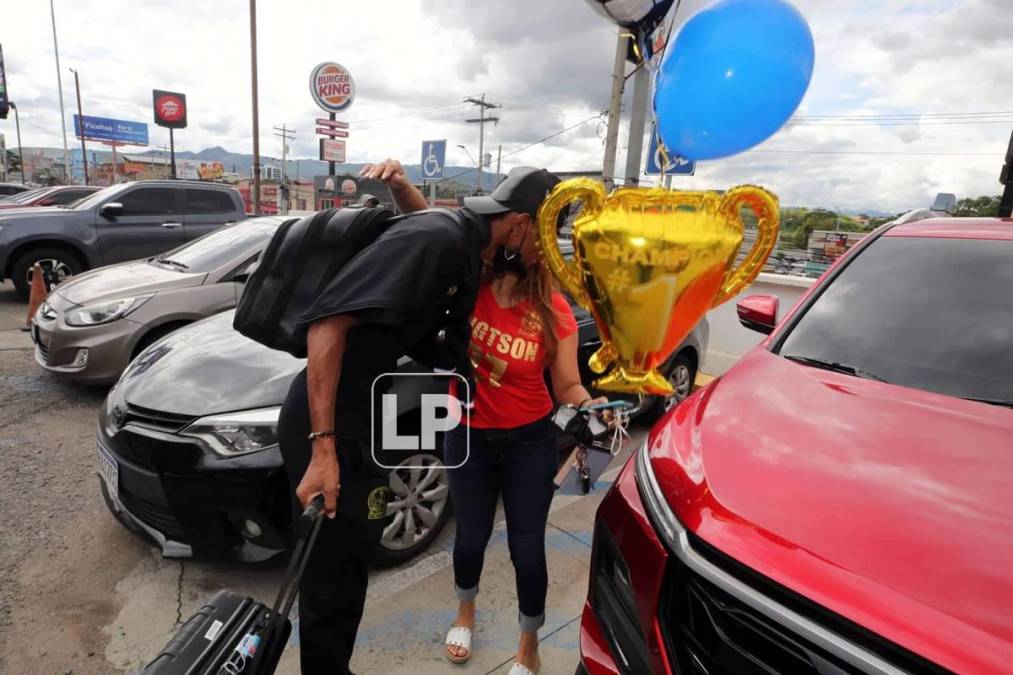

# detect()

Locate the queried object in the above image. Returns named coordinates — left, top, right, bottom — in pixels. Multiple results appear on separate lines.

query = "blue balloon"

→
left=653, top=0, right=815, bottom=161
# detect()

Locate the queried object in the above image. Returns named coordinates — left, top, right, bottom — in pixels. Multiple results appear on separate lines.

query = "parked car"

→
left=30, top=216, right=288, bottom=385
left=0, top=179, right=244, bottom=298
left=96, top=305, right=707, bottom=566
left=578, top=217, right=1013, bottom=674
left=0, top=182, right=30, bottom=197
left=0, top=184, right=99, bottom=210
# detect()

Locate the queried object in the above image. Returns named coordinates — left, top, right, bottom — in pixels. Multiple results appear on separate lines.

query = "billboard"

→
left=152, top=89, right=187, bottom=129
left=177, top=159, right=224, bottom=181
left=0, top=44, right=8, bottom=120
left=309, top=62, right=355, bottom=113
left=73, top=114, right=149, bottom=145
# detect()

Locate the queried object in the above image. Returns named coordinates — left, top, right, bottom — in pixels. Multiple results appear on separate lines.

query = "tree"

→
left=952, top=195, right=1000, bottom=217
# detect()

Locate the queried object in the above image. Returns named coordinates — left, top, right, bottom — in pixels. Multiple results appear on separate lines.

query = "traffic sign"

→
left=421, top=140, right=447, bottom=180
left=316, top=127, right=349, bottom=138
left=646, top=124, right=695, bottom=176
left=316, top=117, right=349, bottom=129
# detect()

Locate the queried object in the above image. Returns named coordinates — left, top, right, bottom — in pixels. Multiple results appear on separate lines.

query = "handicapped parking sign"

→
left=646, top=124, right=695, bottom=176
left=421, top=140, right=446, bottom=180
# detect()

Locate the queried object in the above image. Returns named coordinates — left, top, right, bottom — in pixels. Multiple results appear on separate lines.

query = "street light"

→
left=49, top=0, right=70, bottom=183
left=8, top=102, right=24, bottom=185
left=456, top=144, right=479, bottom=170
left=68, top=67, right=88, bottom=185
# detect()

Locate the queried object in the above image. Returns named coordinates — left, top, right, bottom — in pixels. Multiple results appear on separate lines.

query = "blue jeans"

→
left=444, top=415, right=559, bottom=632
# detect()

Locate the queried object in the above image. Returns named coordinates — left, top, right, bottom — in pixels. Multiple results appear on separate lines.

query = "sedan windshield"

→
left=777, top=236, right=1013, bottom=404
left=2, top=187, right=47, bottom=203
left=153, top=218, right=281, bottom=274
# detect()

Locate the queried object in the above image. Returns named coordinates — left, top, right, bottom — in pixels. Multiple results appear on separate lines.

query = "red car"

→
left=579, top=217, right=1013, bottom=674
left=0, top=185, right=99, bottom=210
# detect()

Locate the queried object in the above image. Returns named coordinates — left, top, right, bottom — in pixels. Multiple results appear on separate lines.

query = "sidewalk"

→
left=274, top=441, right=637, bottom=675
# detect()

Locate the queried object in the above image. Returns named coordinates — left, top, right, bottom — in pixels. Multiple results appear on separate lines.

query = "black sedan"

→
left=97, top=309, right=707, bottom=565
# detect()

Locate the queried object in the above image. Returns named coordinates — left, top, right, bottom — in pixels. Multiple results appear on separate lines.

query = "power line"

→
left=437, top=113, right=602, bottom=185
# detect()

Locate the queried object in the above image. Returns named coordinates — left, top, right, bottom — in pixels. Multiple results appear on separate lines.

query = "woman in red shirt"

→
left=443, top=216, right=605, bottom=674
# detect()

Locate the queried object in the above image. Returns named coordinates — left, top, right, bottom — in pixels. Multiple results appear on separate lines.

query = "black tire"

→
left=638, top=350, right=698, bottom=425
left=369, top=451, right=454, bottom=567
left=11, top=247, right=85, bottom=299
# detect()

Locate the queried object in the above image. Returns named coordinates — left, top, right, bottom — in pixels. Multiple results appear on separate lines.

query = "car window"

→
left=51, top=189, right=93, bottom=205
left=0, top=185, right=25, bottom=196
left=155, top=218, right=279, bottom=273
left=777, top=236, right=1013, bottom=404
left=185, top=189, right=236, bottom=214
left=3, top=187, right=46, bottom=203
left=117, top=187, right=178, bottom=216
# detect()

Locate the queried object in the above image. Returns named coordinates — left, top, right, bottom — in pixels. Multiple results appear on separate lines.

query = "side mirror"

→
left=37, top=198, right=56, bottom=206
left=737, top=294, right=779, bottom=335
left=100, top=202, right=123, bottom=218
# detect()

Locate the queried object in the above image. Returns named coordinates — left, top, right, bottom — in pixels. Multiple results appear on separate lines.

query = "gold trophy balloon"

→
left=538, top=179, right=779, bottom=395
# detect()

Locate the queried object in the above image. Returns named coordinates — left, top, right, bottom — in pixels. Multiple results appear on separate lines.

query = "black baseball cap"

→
left=464, top=166, right=561, bottom=218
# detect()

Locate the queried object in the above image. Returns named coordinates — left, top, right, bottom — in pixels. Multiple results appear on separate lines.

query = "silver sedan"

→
left=30, top=217, right=289, bottom=385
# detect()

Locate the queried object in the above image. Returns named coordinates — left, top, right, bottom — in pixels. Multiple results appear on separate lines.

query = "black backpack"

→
left=233, top=206, right=470, bottom=360
left=233, top=207, right=396, bottom=357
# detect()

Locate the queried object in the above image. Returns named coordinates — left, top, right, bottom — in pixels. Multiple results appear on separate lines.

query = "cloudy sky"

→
left=2, top=0, right=1010, bottom=211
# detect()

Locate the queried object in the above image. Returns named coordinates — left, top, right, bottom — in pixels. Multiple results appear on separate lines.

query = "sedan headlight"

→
left=181, top=407, right=281, bottom=458
left=65, top=296, right=151, bottom=326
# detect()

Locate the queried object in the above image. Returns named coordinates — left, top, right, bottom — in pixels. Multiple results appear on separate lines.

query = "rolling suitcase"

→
left=141, top=497, right=324, bottom=674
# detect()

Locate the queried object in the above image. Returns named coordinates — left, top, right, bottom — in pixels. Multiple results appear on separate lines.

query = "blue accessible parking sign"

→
left=421, top=140, right=446, bottom=180
left=646, top=124, right=695, bottom=176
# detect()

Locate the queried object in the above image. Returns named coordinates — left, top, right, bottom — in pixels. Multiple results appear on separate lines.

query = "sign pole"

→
left=328, top=112, right=336, bottom=176
left=71, top=69, right=89, bottom=185
left=169, top=128, right=176, bottom=179
left=430, top=181, right=436, bottom=207
left=110, top=143, right=118, bottom=183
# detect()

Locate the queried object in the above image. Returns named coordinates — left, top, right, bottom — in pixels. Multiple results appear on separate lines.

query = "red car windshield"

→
left=776, top=236, right=1013, bottom=405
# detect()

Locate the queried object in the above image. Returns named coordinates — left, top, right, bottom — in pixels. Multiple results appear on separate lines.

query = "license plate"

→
left=98, top=443, right=119, bottom=494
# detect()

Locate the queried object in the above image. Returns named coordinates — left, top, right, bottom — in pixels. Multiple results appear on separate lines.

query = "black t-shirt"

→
left=300, top=208, right=490, bottom=439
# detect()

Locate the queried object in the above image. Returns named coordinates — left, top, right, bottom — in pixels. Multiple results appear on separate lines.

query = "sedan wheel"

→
left=376, top=453, right=451, bottom=563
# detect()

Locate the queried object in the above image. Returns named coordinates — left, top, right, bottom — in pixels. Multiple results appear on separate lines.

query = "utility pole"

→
left=603, top=28, right=629, bottom=190
left=249, top=0, right=261, bottom=214
left=465, top=94, right=500, bottom=194
left=623, top=65, right=651, bottom=186
left=9, top=102, right=24, bottom=185
left=496, top=144, right=502, bottom=178
left=273, top=124, right=295, bottom=214
left=49, top=0, right=70, bottom=184
left=69, top=68, right=88, bottom=185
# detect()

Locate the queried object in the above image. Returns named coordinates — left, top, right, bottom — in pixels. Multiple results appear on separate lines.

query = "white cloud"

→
left=1, top=0, right=1009, bottom=211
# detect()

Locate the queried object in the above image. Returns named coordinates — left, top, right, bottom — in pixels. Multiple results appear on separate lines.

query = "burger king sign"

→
left=310, top=62, right=356, bottom=113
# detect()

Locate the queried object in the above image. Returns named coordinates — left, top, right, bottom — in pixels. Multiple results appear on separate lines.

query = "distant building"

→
left=253, top=165, right=282, bottom=182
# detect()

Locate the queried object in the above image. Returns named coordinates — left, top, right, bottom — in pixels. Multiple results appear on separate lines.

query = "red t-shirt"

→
left=459, top=285, right=578, bottom=429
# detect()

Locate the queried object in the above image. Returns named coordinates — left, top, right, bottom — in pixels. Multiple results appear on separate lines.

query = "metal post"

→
left=70, top=68, right=88, bottom=185
left=249, top=0, right=261, bottom=214
left=429, top=181, right=436, bottom=207
left=623, top=65, right=651, bottom=186
left=11, top=102, right=24, bottom=185
left=110, top=143, right=118, bottom=183
left=169, top=128, right=177, bottom=179
left=602, top=28, right=629, bottom=190
left=49, top=0, right=70, bottom=183
left=496, top=144, right=502, bottom=178
left=328, top=113, right=336, bottom=176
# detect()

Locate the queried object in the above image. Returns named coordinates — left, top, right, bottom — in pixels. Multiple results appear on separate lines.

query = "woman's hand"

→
left=360, top=159, right=410, bottom=191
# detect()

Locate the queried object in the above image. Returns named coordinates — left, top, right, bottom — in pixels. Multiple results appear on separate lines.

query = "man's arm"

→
left=360, top=159, right=428, bottom=214
left=296, top=313, right=360, bottom=517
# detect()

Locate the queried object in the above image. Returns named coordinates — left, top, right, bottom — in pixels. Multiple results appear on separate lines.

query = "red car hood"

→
left=651, top=348, right=1013, bottom=673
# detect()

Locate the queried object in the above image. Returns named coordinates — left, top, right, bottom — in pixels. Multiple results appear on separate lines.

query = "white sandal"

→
left=508, top=658, right=540, bottom=675
left=445, top=626, right=473, bottom=664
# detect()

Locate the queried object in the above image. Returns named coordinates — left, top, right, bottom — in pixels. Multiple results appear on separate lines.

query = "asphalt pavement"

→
left=0, top=282, right=633, bottom=674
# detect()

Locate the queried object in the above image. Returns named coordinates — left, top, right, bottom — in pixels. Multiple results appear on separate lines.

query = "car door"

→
left=95, top=186, right=185, bottom=264
left=182, top=188, right=238, bottom=241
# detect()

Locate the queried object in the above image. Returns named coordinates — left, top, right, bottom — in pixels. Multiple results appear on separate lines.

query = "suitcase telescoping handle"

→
left=272, top=495, right=326, bottom=620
